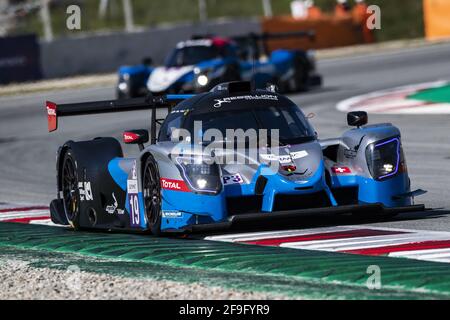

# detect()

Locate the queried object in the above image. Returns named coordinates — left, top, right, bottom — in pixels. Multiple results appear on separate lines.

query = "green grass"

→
left=409, top=84, right=450, bottom=104
left=12, top=0, right=424, bottom=42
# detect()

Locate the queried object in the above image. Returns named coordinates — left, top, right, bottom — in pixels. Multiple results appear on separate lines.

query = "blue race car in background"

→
left=116, top=31, right=322, bottom=99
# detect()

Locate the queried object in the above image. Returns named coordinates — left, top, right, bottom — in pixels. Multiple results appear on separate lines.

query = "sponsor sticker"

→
left=105, top=193, right=118, bottom=214
left=78, top=181, right=93, bottom=201
left=177, top=39, right=213, bottom=48
left=260, top=151, right=309, bottom=163
left=223, top=173, right=244, bottom=185
left=128, top=193, right=141, bottom=227
left=131, top=160, right=137, bottom=179
left=128, top=160, right=141, bottom=227
left=260, top=153, right=279, bottom=161
left=290, top=150, right=308, bottom=160
left=332, top=166, right=352, bottom=174
left=123, top=132, right=139, bottom=143
left=127, top=180, right=138, bottom=193
left=160, top=178, right=190, bottom=192
left=278, top=155, right=292, bottom=164
left=46, top=105, right=56, bottom=116
left=213, top=94, right=278, bottom=108
left=162, top=210, right=183, bottom=218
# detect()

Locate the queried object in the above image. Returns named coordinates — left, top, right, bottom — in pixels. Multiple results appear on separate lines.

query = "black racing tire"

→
left=289, top=55, right=309, bottom=92
left=61, top=149, right=81, bottom=230
left=143, top=155, right=162, bottom=235
left=116, top=89, right=131, bottom=100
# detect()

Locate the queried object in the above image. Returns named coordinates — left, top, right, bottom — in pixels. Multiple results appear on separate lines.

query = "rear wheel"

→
left=289, top=55, right=309, bottom=92
left=143, top=155, right=162, bottom=235
left=61, top=150, right=81, bottom=229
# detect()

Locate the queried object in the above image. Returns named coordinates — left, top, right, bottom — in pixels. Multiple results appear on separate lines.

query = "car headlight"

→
left=194, top=67, right=216, bottom=87
left=365, top=137, right=402, bottom=180
left=118, top=82, right=128, bottom=91
left=175, top=156, right=221, bottom=194
left=118, top=73, right=130, bottom=92
left=197, top=74, right=209, bottom=86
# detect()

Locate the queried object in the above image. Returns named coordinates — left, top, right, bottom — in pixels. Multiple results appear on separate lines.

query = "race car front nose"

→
left=257, top=162, right=329, bottom=212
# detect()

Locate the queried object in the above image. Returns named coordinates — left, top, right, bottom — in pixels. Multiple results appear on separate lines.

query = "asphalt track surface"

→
left=1, top=43, right=450, bottom=234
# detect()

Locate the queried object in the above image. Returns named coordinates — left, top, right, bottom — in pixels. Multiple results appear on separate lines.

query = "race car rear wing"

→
left=232, top=30, right=315, bottom=42
left=232, top=30, right=316, bottom=57
left=46, top=94, right=194, bottom=143
left=192, top=30, right=315, bottom=43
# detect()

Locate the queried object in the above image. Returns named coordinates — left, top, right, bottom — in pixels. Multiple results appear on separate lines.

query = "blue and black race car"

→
left=47, top=81, right=425, bottom=235
left=116, top=32, right=322, bottom=99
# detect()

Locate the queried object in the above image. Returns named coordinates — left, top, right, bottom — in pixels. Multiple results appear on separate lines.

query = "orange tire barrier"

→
left=423, top=0, right=450, bottom=40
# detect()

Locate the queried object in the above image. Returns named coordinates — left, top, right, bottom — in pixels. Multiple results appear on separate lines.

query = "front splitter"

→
left=184, top=204, right=426, bottom=233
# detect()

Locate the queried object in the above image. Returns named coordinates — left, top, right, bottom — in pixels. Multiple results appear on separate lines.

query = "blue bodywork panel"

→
left=107, top=155, right=412, bottom=232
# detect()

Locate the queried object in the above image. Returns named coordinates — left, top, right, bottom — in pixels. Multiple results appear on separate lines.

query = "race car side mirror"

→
left=123, top=129, right=149, bottom=151
left=347, top=111, right=368, bottom=128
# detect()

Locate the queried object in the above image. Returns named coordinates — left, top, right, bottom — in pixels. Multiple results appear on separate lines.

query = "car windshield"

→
left=184, top=105, right=316, bottom=145
left=165, top=46, right=219, bottom=67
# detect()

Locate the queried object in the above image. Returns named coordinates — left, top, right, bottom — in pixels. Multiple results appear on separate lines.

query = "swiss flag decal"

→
left=331, top=166, right=352, bottom=174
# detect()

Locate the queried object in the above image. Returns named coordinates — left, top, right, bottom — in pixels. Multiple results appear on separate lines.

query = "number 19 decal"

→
left=129, top=194, right=140, bottom=227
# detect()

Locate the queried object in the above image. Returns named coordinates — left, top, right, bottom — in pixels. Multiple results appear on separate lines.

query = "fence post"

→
left=40, top=0, right=54, bottom=41
left=122, top=0, right=135, bottom=32
left=99, top=0, right=109, bottom=18
left=198, top=0, right=207, bottom=22
left=262, top=0, right=273, bottom=17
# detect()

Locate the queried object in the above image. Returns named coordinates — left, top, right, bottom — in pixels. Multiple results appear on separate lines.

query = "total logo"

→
left=123, top=133, right=139, bottom=143
left=160, top=178, right=190, bottom=192
left=46, top=105, right=56, bottom=116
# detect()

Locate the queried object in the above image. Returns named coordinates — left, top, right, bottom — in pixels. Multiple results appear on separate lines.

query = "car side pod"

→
left=184, top=203, right=426, bottom=233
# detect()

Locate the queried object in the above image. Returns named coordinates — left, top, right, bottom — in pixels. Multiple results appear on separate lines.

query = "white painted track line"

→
left=208, top=226, right=450, bottom=264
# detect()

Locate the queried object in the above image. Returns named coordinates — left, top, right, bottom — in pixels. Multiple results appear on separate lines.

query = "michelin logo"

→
left=214, top=95, right=278, bottom=108
left=162, top=211, right=183, bottom=218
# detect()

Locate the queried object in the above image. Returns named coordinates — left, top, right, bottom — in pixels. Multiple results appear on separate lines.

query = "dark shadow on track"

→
left=192, top=209, right=450, bottom=238
left=20, top=209, right=448, bottom=240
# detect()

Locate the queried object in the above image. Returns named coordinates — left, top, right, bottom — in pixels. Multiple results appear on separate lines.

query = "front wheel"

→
left=143, top=155, right=162, bottom=235
left=116, top=89, right=131, bottom=100
left=61, top=150, right=81, bottom=230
